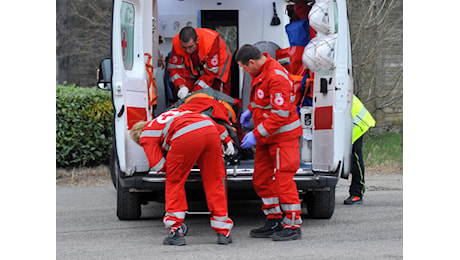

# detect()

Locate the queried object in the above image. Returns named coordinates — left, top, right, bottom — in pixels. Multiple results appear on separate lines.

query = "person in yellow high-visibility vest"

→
left=344, top=95, right=376, bottom=205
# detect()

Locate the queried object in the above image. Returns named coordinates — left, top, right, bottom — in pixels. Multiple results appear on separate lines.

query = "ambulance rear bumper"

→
left=119, top=166, right=338, bottom=192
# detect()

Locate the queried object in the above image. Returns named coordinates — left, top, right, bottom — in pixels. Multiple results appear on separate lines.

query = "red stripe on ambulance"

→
left=314, top=106, right=333, bottom=130
left=127, top=107, right=147, bottom=130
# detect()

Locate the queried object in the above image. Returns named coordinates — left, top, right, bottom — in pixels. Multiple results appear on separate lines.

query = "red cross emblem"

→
left=121, top=28, right=128, bottom=60
left=211, top=55, right=219, bottom=66
left=273, top=93, right=285, bottom=106
left=156, top=110, right=180, bottom=124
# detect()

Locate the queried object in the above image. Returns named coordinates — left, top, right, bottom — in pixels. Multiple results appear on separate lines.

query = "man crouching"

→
left=130, top=108, right=234, bottom=245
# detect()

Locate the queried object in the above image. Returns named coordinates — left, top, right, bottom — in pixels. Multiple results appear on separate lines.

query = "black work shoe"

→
left=344, top=195, right=363, bottom=205
left=217, top=233, right=233, bottom=245
left=163, top=228, right=186, bottom=246
left=250, top=218, right=283, bottom=238
left=272, top=227, right=302, bottom=241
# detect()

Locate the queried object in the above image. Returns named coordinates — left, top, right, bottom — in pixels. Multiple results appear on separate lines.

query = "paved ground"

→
left=56, top=173, right=403, bottom=259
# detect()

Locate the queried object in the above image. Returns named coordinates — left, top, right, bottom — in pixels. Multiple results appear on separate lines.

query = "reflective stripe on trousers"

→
left=281, top=204, right=302, bottom=228
left=163, top=211, right=186, bottom=231
left=261, top=197, right=282, bottom=216
left=210, top=215, right=234, bottom=236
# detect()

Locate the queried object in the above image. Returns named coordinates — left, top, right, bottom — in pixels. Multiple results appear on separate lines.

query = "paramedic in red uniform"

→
left=168, top=27, right=232, bottom=99
left=235, top=44, right=303, bottom=241
left=130, top=109, right=234, bottom=246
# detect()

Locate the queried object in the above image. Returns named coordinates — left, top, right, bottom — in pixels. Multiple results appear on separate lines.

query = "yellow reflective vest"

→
left=352, top=96, right=376, bottom=143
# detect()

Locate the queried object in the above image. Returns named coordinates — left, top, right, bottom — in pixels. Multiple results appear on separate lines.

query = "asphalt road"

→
left=56, top=174, right=403, bottom=259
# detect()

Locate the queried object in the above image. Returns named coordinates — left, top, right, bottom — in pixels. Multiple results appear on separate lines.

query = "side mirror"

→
left=97, top=58, right=112, bottom=90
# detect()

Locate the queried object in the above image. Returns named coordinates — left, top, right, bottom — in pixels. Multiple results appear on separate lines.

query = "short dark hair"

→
left=235, top=44, right=263, bottom=65
left=179, top=27, right=198, bottom=42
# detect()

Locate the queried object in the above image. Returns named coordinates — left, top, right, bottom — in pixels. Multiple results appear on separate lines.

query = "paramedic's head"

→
left=235, top=44, right=264, bottom=74
left=179, top=27, right=198, bottom=55
left=130, top=121, right=148, bottom=145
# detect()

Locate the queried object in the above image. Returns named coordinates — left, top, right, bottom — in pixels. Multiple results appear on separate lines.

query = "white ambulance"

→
left=97, top=0, right=353, bottom=220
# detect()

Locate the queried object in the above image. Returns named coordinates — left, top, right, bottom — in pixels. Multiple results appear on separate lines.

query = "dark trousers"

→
left=349, top=136, right=365, bottom=197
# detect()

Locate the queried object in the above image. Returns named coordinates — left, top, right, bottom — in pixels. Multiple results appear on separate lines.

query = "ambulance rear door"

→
left=111, top=0, right=155, bottom=175
left=311, top=0, right=353, bottom=178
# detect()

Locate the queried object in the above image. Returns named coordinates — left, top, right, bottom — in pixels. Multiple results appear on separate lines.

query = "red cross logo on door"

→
left=121, top=27, right=128, bottom=60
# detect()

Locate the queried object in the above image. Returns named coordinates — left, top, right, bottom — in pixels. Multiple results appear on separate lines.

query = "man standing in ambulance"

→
left=168, top=27, right=232, bottom=99
left=235, top=44, right=303, bottom=241
left=130, top=109, right=234, bottom=246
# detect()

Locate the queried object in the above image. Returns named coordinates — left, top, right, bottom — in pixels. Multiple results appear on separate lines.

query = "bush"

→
left=56, top=84, right=113, bottom=167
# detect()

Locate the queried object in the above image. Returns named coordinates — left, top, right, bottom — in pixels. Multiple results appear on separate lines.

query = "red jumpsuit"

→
left=168, top=28, right=232, bottom=95
left=138, top=108, right=233, bottom=236
left=247, top=53, right=303, bottom=229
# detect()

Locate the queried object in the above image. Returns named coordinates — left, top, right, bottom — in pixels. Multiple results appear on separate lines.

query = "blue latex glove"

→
left=241, top=131, right=257, bottom=149
left=240, top=110, right=252, bottom=128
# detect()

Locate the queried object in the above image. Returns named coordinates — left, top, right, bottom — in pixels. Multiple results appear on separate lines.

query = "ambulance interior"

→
left=153, top=0, right=319, bottom=167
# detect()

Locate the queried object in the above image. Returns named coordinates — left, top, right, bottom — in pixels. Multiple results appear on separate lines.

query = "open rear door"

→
left=311, top=0, right=353, bottom=177
left=111, top=0, right=155, bottom=175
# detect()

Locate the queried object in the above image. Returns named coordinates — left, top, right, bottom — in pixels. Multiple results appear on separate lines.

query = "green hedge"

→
left=56, top=84, right=113, bottom=167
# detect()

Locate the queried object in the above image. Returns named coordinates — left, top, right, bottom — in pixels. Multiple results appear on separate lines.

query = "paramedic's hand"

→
left=241, top=131, right=257, bottom=149
left=224, top=142, right=235, bottom=155
left=177, top=86, right=189, bottom=99
left=240, top=110, right=252, bottom=128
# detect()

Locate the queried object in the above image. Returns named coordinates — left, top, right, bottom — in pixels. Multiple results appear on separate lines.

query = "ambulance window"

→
left=121, top=2, right=135, bottom=70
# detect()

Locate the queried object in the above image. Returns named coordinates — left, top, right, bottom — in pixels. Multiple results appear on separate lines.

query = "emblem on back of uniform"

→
left=273, top=93, right=284, bottom=106
left=257, top=89, right=264, bottom=99
left=156, top=110, right=180, bottom=124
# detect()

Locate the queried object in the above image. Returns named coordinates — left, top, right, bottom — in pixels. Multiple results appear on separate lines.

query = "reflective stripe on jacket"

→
left=139, top=108, right=229, bottom=171
left=248, top=53, right=302, bottom=144
left=352, top=95, right=376, bottom=143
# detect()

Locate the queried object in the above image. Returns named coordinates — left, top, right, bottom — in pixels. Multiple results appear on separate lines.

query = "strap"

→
left=300, top=78, right=313, bottom=107
left=144, top=53, right=158, bottom=116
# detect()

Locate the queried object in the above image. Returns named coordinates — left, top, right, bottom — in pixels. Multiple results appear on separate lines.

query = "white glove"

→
left=224, top=142, right=235, bottom=155
left=177, top=87, right=189, bottom=99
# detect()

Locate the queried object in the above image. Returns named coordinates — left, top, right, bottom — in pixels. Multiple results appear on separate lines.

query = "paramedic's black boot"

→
left=344, top=195, right=363, bottom=205
left=163, top=228, right=186, bottom=246
left=272, top=227, right=302, bottom=241
left=217, top=233, right=233, bottom=245
left=250, top=218, right=283, bottom=238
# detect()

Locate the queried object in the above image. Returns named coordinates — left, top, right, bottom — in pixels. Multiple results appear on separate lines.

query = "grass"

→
left=56, top=165, right=111, bottom=187
left=363, top=132, right=403, bottom=173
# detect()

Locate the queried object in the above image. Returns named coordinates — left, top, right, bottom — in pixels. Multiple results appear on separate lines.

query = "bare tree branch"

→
left=57, top=0, right=112, bottom=86
left=348, top=0, right=403, bottom=131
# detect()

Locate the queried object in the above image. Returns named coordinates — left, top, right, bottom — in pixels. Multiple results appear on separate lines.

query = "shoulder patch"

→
left=257, top=89, right=265, bottom=99
left=273, top=93, right=285, bottom=106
